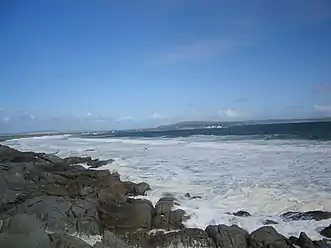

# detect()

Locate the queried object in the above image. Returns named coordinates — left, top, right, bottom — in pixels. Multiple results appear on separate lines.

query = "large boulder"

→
left=297, top=232, right=315, bottom=248
left=124, top=228, right=216, bottom=248
left=152, top=197, right=187, bottom=230
left=205, top=224, right=248, bottom=248
left=0, top=213, right=52, bottom=248
left=93, top=230, right=131, bottom=248
left=49, top=233, right=92, bottom=248
left=248, top=226, right=294, bottom=248
left=122, top=181, right=151, bottom=196
left=280, top=211, right=331, bottom=221
left=3, top=195, right=102, bottom=236
left=320, top=224, right=331, bottom=238
left=99, top=198, right=154, bottom=234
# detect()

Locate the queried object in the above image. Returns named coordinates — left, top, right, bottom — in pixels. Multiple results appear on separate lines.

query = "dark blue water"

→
left=78, top=121, right=331, bottom=140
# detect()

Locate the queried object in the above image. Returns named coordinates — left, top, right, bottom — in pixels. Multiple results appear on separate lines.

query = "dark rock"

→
left=99, top=198, right=153, bottom=234
left=298, top=232, right=314, bottom=248
left=0, top=145, right=38, bottom=163
left=49, top=233, right=92, bottom=248
left=125, top=228, right=216, bottom=248
left=185, top=193, right=191, bottom=198
left=63, top=156, right=113, bottom=168
left=122, top=181, right=151, bottom=196
left=152, top=197, right=187, bottom=230
left=288, top=236, right=299, bottom=246
left=262, top=219, right=279, bottom=225
left=93, top=230, right=130, bottom=248
left=0, top=213, right=52, bottom=248
left=313, top=240, right=330, bottom=248
left=185, top=192, right=202, bottom=200
left=233, top=210, right=251, bottom=217
left=281, top=211, right=331, bottom=221
left=320, top=224, right=331, bottom=238
left=248, top=226, right=294, bottom=248
left=205, top=224, right=248, bottom=248
left=154, top=196, right=179, bottom=215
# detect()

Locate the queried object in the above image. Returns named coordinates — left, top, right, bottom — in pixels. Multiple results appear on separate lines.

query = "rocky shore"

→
left=0, top=144, right=330, bottom=248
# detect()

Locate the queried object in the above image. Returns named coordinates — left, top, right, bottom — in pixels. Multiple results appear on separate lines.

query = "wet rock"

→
left=313, top=240, right=330, bottom=248
left=63, top=156, right=113, bottom=168
left=288, top=236, right=299, bottom=246
left=49, top=233, right=92, bottom=248
left=233, top=210, right=251, bottom=217
left=125, top=228, right=216, bottom=248
left=298, top=232, right=315, bottom=248
left=155, top=196, right=179, bottom=215
left=248, top=226, right=294, bottom=248
left=153, top=197, right=187, bottom=230
left=0, top=213, right=52, bottom=248
left=205, top=224, right=248, bottom=248
left=122, top=181, right=151, bottom=196
left=93, top=230, right=130, bottom=248
left=320, top=224, right=331, bottom=238
left=262, top=219, right=279, bottom=225
left=185, top=192, right=202, bottom=199
left=281, top=211, right=331, bottom=221
left=99, top=198, right=153, bottom=234
left=0, top=145, right=39, bottom=163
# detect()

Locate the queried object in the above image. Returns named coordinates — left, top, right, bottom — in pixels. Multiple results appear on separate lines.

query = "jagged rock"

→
left=298, top=232, right=315, bottom=248
left=313, top=240, right=330, bottom=248
left=248, top=226, right=294, bottom=248
left=233, top=210, right=251, bottom=217
left=122, top=181, right=151, bottom=196
left=99, top=198, right=154, bottom=234
left=0, top=145, right=38, bottom=163
left=184, top=193, right=202, bottom=199
left=262, top=219, right=278, bottom=225
left=0, top=213, right=52, bottom=248
left=63, top=156, right=113, bottom=168
left=49, top=233, right=92, bottom=248
left=320, top=224, right=331, bottom=238
left=153, top=197, right=187, bottom=230
left=155, top=196, right=179, bottom=215
left=93, top=230, right=130, bottom=248
left=288, top=236, right=299, bottom=246
left=205, top=224, right=248, bottom=248
left=125, top=228, right=216, bottom=248
left=281, top=211, right=331, bottom=221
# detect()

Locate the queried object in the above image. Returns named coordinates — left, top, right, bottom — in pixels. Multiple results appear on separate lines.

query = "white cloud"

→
left=117, top=116, right=136, bottom=121
left=150, top=113, right=168, bottom=119
left=314, top=104, right=331, bottom=112
left=217, top=108, right=242, bottom=119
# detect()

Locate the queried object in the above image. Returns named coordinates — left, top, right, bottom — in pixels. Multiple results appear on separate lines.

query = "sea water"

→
left=3, top=133, right=331, bottom=240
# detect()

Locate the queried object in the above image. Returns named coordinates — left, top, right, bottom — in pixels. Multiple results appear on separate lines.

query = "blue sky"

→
left=1, top=0, right=331, bottom=132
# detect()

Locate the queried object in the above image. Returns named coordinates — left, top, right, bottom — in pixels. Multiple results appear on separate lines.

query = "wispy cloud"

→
left=236, top=97, right=249, bottom=103
left=154, top=35, right=252, bottom=64
left=314, top=104, right=331, bottom=112
left=314, top=84, right=330, bottom=94
left=117, top=116, right=136, bottom=121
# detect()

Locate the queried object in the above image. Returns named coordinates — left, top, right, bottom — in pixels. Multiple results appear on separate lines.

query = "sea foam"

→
left=3, top=134, right=331, bottom=240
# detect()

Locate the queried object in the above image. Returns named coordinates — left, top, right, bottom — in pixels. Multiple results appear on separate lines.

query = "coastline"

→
left=0, top=143, right=330, bottom=248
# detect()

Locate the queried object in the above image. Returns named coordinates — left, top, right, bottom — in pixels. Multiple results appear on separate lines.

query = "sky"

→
left=1, top=0, right=331, bottom=132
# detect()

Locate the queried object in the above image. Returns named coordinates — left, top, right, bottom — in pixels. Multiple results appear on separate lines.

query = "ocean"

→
left=2, top=121, right=331, bottom=240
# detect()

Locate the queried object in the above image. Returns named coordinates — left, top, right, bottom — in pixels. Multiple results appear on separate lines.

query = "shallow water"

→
left=3, top=135, right=331, bottom=240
